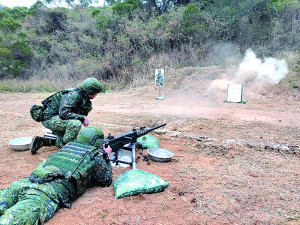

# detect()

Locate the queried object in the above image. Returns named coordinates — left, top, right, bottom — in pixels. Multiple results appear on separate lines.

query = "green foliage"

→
left=92, top=8, right=114, bottom=30
left=112, top=0, right=138, bottom=19
left=236, top=0, right=272, bottom=47
left=0, top=7, right=34, bottom=78
left=269, top=0, right=299, bottom=10
left=0, top=47, right=14, bottom=77
left=183, top=3, right=200, bottom=23
left=268, top=0, right=300, bottom=52
left=0, top=10, right=9, bottom=20
left=11, top=41, right=33, bottom=60
left=9, top=7, right=29, bottom=20
left=288, top=79, right=299, bottom=88
left=182, top=4, right=207, bottom=41
left=0, top=47, right=13, bottom=58
left=0, top=0, right=298, bottom=92
left=0, top=17, right=22, bottom=35
left=204, top=0, right=240, bottom=41
left=0, top=7, right=29, bottom=20
left=29, top=1, right=45, bottom=14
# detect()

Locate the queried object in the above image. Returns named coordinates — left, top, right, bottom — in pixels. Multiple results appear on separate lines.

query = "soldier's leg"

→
left=53, top=132, right=64, bottom=148
left=0, top=189, right=16, bottom=216
left=30, top=116, right=64, bottom=154
left=41, top=116, right=67, bottom=148
left=42, top=116, right=82, bottom=147
left=30, top=136, right=57, bottom=154
left=0, top=178, right=30, bottom=215
left=63, top=119, right=82, bottom=144
left=0, top=181, right=59, bottom=224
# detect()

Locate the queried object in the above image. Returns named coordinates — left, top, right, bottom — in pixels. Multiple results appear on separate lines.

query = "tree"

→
left=112, top=0, right=138, bottom=19
left=182, top=3, right=207, bottom=41
left=0, top=17, right=22, bottom=35
left=29, top=1, right=46, bottom=14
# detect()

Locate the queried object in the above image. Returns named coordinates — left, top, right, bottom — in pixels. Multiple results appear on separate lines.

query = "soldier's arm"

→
left=94, top=150, right=112, bottom=187
left=59, top=92, right=85, bottom=122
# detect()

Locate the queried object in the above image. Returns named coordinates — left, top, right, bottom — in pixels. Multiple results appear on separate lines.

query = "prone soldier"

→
left=0, top=126, right=112, bottom=224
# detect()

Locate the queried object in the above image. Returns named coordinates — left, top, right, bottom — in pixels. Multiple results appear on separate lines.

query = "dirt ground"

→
left=0, top=66, right=299, bottom=225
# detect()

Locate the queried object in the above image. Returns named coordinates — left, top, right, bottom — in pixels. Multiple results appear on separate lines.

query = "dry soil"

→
left=0, top=66, right=299, bottom=225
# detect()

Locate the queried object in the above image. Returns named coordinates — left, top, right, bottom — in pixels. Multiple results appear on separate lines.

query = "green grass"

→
left=0, top=79, right=60, bottom=93
left=0, top=78, right=120, bottom=93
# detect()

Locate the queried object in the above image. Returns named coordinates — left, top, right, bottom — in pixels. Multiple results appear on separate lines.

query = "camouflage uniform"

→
left=0, top=178, right=59, bottom=224
left=0, top=141, right=112, bottom=225
left=41, top=88, right=93, bottom=148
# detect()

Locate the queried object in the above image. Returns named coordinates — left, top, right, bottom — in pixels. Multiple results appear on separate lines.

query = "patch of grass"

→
left=190, top=148, right=202, bottom=154
left=0, top=83, right=10, bottom=91
left=0, top=79, right=60, bottom=93
left=288, top=79, right=299, bottom=89
left=0, top=78, right=120, bottom=93
left=100, top=211, right=106, bottom=223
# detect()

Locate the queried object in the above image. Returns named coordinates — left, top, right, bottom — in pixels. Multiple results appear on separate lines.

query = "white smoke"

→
left=236, top=49, right=289, bottom=85
left=210, top=73, right=233, bottom=91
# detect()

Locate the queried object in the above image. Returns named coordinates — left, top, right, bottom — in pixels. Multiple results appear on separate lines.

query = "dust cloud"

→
left=209, top=48, right=289, bottom=93
left=236, top=49, right=289, bottom=86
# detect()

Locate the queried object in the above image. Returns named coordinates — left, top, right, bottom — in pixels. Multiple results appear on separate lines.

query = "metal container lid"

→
left=147, top=147, right=173, bottom=162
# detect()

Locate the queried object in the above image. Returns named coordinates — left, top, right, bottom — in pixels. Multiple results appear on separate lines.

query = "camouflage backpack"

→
left=29, top=89, right=72, bottom=122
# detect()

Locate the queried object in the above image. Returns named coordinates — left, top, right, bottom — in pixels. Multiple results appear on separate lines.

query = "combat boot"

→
left=30, top=136, right=56, bottom=155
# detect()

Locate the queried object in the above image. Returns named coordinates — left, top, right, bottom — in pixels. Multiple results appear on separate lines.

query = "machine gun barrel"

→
left=105, top=123, right=166, bottom=167
left=137, top=123, right=166, bottom=138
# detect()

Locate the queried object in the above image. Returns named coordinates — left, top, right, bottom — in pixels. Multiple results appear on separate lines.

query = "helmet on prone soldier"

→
left=80, top=78, right=102, bottom=95
left=77, top=126, right=104, bottom=146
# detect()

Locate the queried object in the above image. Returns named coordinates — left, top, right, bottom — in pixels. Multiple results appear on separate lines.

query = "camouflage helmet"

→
left=80, top=78, right=102, bottom=95
left=77, top=126, right=104, bottom=146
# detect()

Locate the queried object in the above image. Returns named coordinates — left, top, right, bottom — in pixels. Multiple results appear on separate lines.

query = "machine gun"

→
left=104, top=123, right=166, bottom=169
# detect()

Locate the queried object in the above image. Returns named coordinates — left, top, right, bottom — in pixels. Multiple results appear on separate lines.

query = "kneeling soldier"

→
left=0, top=126, right=112, bottom=225
left=30, top=77, right=103, bottom=154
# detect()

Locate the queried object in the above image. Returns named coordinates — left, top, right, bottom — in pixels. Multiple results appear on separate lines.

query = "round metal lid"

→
left=147, top=147, right=173, bottom=159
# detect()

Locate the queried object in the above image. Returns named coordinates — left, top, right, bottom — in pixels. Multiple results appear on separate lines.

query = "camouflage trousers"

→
left=42, top=115, right=82, bottom=148
left=0, top=178, right=60, bottom=225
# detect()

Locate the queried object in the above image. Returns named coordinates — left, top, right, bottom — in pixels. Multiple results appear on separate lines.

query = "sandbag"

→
left=136, top=134, right=159, bottom=149
left=113, top=169, right=169, bottom=199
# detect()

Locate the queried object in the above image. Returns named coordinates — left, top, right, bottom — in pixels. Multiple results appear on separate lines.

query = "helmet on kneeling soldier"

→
left=79, top=78, right=102, bottom=95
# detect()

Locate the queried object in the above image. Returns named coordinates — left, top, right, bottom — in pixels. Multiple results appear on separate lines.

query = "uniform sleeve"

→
left=94, top=153, right=112, bottom=187
left=59, top=92, right=86, bottom=122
